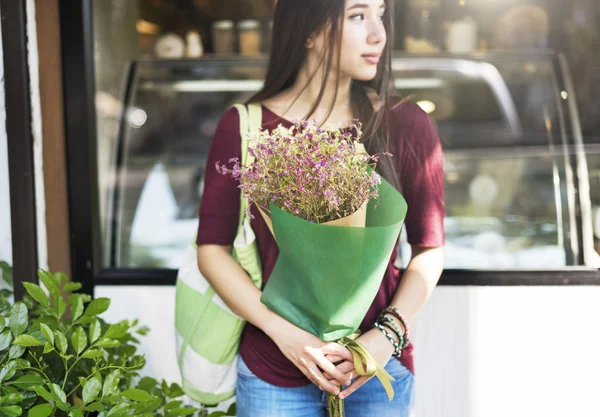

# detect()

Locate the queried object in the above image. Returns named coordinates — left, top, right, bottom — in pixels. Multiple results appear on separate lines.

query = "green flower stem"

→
left=327, top=388, right=344, bottom=417
left=30, top=353, right=52, bottom=382
left=62, top=357, right=69, bottom=390
left=62, top=344, right=92, bottom=389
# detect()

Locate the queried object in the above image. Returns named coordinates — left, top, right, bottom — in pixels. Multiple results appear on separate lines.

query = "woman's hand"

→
left=267, top=320, right=354, bottom=396
left=323, top=328, right=395, bottom=399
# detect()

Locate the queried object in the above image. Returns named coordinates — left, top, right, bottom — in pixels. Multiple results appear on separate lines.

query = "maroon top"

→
left=196, top=101, right=445, bottom=387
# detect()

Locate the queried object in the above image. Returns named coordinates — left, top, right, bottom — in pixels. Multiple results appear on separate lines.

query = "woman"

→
left=196, top=0, right=445, bottom=415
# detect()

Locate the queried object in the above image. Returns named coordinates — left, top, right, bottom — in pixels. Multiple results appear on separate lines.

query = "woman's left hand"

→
left=323, top=328, right=395, bottom=399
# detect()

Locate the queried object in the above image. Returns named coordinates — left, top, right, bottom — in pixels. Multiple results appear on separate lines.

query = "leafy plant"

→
left=0, top=265, right=234, bottom=417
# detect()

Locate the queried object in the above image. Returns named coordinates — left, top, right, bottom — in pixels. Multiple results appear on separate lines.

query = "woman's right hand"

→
left=267, top=319, right=354, bottom=396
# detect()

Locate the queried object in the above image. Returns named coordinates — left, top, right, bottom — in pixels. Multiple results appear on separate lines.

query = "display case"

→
left=100, top=51, right=598, bottom=271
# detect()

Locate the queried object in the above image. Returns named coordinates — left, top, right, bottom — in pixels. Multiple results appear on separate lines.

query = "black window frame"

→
left=2, top=0, right=38, bottom=301
left=60, top=0, right=600, bottom=298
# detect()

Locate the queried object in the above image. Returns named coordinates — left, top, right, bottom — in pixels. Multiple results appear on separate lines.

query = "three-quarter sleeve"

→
left=396, top=102, right=446, bottom=247
left=195, top=107, right=242, bottom=246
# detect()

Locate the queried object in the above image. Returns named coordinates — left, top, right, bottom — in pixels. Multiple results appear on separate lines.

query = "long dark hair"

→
left=248, top=0, right=402, bottom=191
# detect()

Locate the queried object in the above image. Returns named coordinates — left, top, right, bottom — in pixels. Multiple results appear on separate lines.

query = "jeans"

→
left=236, top=356, right=415, bottom=417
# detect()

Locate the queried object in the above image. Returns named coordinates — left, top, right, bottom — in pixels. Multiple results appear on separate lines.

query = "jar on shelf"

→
left=238, top=20, right=261, bottom=56
left=405, top=0, right=443, bottom=53
left=212, top=20, right=235, bottom=55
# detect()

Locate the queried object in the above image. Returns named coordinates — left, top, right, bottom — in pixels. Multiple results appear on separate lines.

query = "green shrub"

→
left=0, top=263, right=234, bottom=417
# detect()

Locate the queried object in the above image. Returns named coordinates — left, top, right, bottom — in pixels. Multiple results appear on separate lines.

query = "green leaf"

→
left=80, top=349, right=104, bottom=359
left=56, top=296, right=67, bottom=319
left=31, top=385, right=54, bottom=401
left=89, top=319, right=101, bottom=344
left=22, top=282, right=49, bottom=307
left=137, top=376, right=157, bottom=392
left=43, top=342, right=54, bottom=354
left=9, top=302, right=28, bottom=337
left=15, top=358, right=30, bottom=369
left=83, top=298, right=110, bottom=317
left=54, top=272, right=68, bottom=286
left=121, top=388, right=151, bottom=401
left=50, top=383, right=67, bottom=404
left=0, top=361, right=17, bottom=383
left=94, top=339, right=120, bottom=349
left=3, top=392, right=23, bottom=405
left=164, top=400, right=183, bottom=410
left=84, top=402, right=104, bottom=412
left=0, top=315, right=5, bottom=331
left=104, top=321, right=129, bottom=339
left=71, top=327, right=87, bottom=355
left=82, top=375, right=102, bottom=404
left=40, top=323, right=54, bottom=345
left=68, top=410, right=84, bottom=417
left=27, top=403, right=52, bottom=417
left=62, top=282, right=81, bottom=292
left=55, top=401, right=71, bottom=411
left=135, top=325, right=150, bottom=336
left=169, top=382, right=184, bottom=398
left=0, top=405, right=22, bottom=416
left=13, top=334, right=44, bottom=347
left=106, top=403, right=130, bottom=417
left=131, top=397, right=162, bottom=414
left=0, top=330, right=13, bottom=351
left=8, top=344, right=25, bottom=359
left=70, top=296, right=84, bottom=322
left=75, top=316, right=94, bottom=325
left=37, top=270, right=59, bottom=294
left=174, top=407, right=201, bottom=416
left=20, top=390, right=38, bottom=409
left=54, top=331, right=68, bottom=355
left=226, top=402, right=237, bottom=416
left=102, top=369, right=120, bottom=398
left=11, top=374, right=45, bottom=390
left=0, top=262, right=13, bottom=287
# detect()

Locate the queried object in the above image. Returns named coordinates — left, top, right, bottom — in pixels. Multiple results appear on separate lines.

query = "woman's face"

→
left=310, top=0, right=387, bottom=81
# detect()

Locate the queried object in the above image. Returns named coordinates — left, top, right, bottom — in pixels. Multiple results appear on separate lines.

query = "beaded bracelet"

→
left=381, top=307, right=410, bottom=348
left=373, top=322, right=402, bottom=357
left=380, top=316, right=404, bottom=344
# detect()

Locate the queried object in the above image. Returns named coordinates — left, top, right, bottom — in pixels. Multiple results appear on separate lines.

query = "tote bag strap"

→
left=233, top=103, right=262, bottom=227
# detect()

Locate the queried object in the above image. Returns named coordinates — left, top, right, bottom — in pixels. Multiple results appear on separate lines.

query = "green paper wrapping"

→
left=260, top=178, right=407, bottom=342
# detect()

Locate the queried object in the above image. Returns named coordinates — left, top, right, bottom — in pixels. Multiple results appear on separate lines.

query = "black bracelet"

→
left=377, top=310, right=410, bottom=349
left=381, top=316, right=404, bottom=345
left=381, top=321, right=405, bottom=348
left=373, top=322, right=402, bottom=357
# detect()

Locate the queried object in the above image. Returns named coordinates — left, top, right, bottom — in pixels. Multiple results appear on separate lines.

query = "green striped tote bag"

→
left=175, top=103, right=263, bottom=405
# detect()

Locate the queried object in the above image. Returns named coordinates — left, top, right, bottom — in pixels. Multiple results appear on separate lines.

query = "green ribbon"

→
left=327, top=333, right=395, bottom=417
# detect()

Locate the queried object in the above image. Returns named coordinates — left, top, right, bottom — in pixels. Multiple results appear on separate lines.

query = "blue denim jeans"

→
left=236, top=356, right=415, bottom=417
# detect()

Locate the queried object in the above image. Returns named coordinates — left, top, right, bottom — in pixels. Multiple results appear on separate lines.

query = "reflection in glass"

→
left=98, top=53, right=590, bottom=270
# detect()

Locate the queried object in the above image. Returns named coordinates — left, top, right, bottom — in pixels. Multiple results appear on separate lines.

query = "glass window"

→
left=394, top=54, right=580, bottom=268
left=586, top=146, right=600, bottom=259
left=92, top=3, right=594, bottom=272
left=106, top=61, right=265, bottom=268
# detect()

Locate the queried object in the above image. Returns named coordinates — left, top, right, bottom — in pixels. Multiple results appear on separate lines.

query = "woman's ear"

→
left=306, top=36, right=314, bottom=49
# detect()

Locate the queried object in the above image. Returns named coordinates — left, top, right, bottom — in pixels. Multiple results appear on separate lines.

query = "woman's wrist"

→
left=257, top=308, right=292, bottom=340
left=373, top=307, right=411, bottom=357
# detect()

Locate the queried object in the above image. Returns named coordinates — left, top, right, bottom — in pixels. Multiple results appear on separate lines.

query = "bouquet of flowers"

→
left=217, top=119, right=407, bottom=417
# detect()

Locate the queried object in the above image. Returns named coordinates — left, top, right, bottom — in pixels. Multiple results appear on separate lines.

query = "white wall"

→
left=97, top=285, right=600, bottom=417
left=413, top=286, right=600, bottom=417
left=0, top=17, right=12, bottom=266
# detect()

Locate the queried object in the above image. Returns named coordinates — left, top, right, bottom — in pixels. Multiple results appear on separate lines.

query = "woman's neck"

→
left=269, top=58, right=354, bottom=127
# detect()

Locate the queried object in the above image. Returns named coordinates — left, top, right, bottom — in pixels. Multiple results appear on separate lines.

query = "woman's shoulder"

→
left=217, top=105, right=242, bottom=128
left=386, top=97, right=442, bottom=159
left=388, top=97, right=433, bottom=127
